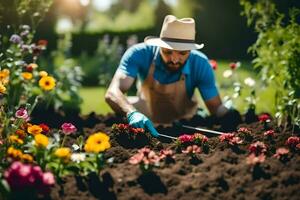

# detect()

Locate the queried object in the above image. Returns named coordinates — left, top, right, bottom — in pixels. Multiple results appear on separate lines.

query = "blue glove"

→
left=127, top=111, right=159, bottom=137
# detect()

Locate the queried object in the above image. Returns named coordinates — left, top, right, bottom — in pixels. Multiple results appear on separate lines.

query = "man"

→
left=105, top=15, right=241, bottom=137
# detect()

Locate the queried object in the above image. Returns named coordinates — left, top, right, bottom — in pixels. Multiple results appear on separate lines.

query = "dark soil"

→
left=30, top=111, right=300, bottom=200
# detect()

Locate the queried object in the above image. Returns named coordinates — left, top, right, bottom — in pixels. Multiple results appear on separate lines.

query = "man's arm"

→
left=204, top=95, right=227, bottom=117
left=105, top=70, right=136, bottom=116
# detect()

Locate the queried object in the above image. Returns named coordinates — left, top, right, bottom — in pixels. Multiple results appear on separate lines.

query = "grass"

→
left=79, top=60, right=276, bottom=115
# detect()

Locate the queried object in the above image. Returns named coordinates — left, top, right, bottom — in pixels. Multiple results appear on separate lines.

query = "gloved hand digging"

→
left=218, top=108, right=242, bottom=132
left=127, top=111, right=159, bottom=137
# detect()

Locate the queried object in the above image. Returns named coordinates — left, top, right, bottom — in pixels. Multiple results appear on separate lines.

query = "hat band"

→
left=161, top=37, right=195, bottom=43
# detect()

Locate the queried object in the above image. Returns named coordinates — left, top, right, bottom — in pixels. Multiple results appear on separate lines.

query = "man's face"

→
left=160, top=48, right=190, bottom=72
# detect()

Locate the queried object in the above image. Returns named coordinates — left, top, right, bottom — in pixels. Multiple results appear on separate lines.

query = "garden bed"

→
left=41, top=113, right=300, bottom=200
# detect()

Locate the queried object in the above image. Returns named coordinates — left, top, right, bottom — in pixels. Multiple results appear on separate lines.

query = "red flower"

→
left=182, top=145, right=201, bottom=154
left=37, top=40, right=48, bottom=49
left=285, top=136, right=300, bottom=148
left=246, top=153, right=265, bottom=165
left=263, top=130, right=275, bottom=137
left=129, top=127, right=145, bottom=134
left=39, top=123, right=50, bottom=134
left=209, top=59, right=218, bottom=70
left=178, top=134, right=194, bottom=143
left=258, top=114, right=271, bottom=123
left=219, top=133, right=243, bottom=145
left=229, top=62, right=237, bottom=70
left=248, top=141, right=267, bottom=155
left=273, top=147, right=289, bottom=159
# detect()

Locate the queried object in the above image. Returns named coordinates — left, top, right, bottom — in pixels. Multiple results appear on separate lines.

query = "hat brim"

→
left=144, top=37, right=204, bottom=51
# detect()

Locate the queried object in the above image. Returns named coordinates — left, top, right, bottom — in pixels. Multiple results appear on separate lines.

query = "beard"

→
left=163, top=61, right=184, bottom=73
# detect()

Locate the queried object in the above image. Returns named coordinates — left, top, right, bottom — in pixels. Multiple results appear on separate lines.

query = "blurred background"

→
left=1, top=0, right=299, bottom=116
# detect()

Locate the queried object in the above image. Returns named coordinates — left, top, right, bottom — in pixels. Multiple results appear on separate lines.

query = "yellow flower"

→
left=22, top=72, right=33, bottom=80
left=0, top=69, right=9, bottom=80
left=0, top=83, right=6, bottom=94
left=54, top=148, right=71, bottom=160
left=7, top=147, right=23, bottom=159
left=27, top=125, right=43, bottom=135
left=84, top=132, right=111, bottom=153
left=34, top=134, right=49, bottom=148
left=22, top=154, right=33, bottom=163
left=39, top=76, right=56, bottom=91
left=39, top=71, right=48, bottom=77
left=8, top=135, right=24, bottom=144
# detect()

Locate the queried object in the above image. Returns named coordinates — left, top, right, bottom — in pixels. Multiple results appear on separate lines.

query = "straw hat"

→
left=144, top=15, right=204, bottom=51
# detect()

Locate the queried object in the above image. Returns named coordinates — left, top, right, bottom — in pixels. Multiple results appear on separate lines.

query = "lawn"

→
left=79, top=60, right=276, bottom=116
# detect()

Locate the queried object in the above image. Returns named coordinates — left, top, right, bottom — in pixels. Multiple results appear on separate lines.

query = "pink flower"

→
left=273, top=147, right=289, bottom=159
left=264, top=130, right=275, bottom=137
left=182, top=145, right=201, bottom=154
left=209, top=59, right=218, bottom=70
left=159, top=149, right=175, bottom=159
left=129, top=147, right=161, bottom=166
left=248, top=141, right=267, bottom=155
left=15, top=108, right=29, bottom=120
left=219, top=133, right=243, bottom=145
left=61, top=123, right=77, bottom=135
left=178, top=134, right=194, bottom=143
left=285, top=136, right=300, bottom=148
left=258, top=114, right=271, bottom=123
left=246, top=153, right=265, bottom=165
left=42, top=172, right=55, bottom=186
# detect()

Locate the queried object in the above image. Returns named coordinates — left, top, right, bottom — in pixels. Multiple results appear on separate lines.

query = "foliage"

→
left=240, top=0, right=300, bottom=130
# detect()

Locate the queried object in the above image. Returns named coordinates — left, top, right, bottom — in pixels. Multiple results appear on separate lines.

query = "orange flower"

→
left=27, top=125, right=43, bottom=135
left=15, top=129, right=26, bottom=139
left=7, top=147, right=23, bottom=159
left=0, top=69, right=9, bottom=80
left=22, top=72, right=33, bottom=80
left=39, top=76, right=56, bottom=91
left=22, top=154, right=34, bottom=163
left=8, top=135, right=24, bottom=144
left=0, top=83, right=6, bottom=94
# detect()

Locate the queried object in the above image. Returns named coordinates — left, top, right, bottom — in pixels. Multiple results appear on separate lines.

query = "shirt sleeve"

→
left=118, top=44, right=147, bottom=78
left=196, top=59, right=219, bottom=101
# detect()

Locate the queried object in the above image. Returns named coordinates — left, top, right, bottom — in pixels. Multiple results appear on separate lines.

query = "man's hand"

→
left=127, top=111, right=159, bottom=137
left=218, top=109, right=242, bottom=132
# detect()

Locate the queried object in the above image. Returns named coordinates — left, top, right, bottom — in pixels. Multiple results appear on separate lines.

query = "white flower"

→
left=223, top=70, right=233, bottom=78
left=244, top=77, right=256, bottom=87
left=71, top=153, right=86, bottom=163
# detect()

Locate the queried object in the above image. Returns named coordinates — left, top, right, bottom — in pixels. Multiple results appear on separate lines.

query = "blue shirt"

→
left=118, top=43, right=219, bottom=101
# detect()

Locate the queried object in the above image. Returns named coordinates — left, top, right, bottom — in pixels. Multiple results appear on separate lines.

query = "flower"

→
left=21, top=72, right=33, bottom=80
left=15, top=129, right=26, bottom=139
left=182, top=145, right=201, bottom=154
left=22, top=154, right=34, bottom=163
left=37, top=40, right=48, bottom=49
left=61, top=123, right=77, bottom=135
left=246, top=153, right=265, bottom=165
left=258, top=114, right=271, bottom=123
left=15, top=108, right=29, bottom=120
left=285, top=136, right=300, bottom=148
left=34, top=134, right=49, bottom=148
left=248, top=141, right=267, bottom=155
left=54, top=147, right=71, bottom=160
left=7, top=147, right=23, bottom=160
left=159, top=149, right=175, bottom=159
left=209, top=59, right=218, bottom=70
left=0, top=83, right=6, bottom=94
left=129, top=147, right=161, bottom=166
left=26, top=63, right=38, bottom=71
left=273, top=147, right=289, bottom=159
left=8, top=135, right=24, bottom=144
left=193, top=133, right=208, bottom=144
left=84, top=132, right=111, bottom=153
left=129, top=127, right=145, bottom=134
left=244, top=77, right=256, bottom=87
left=9, top=34, right=22, bottom=44
left=71, top=153, right=86, bottom=163
left=42, top=172, right=55, bottom=186
left=264, top=130, right=275, bottom=137
left=39, top=76, right=56, bottom=91
left=178, top=134, right=194, bottom=143
left=39, top=71, right=48, bottom=77
left=219, top=133, right=243, bottom=145
left=229, top=62, right=240, bottom=70
left=28, top=125, right=43, bottom=135
left=223, top=69, right=233, bottom=78
left=39, top=123, right=50, bottom=134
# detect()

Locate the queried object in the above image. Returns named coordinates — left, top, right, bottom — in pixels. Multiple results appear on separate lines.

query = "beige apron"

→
left=130, top=52, right=198, bottom=124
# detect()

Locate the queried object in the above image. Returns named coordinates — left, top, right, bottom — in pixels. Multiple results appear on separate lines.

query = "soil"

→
left=29, top=111, right=300, bottom=200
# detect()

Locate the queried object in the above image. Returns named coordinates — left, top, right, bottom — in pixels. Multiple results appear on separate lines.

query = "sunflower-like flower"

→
left=39, top=76, right=56, bottom=91
left=28, top=125, right=43, bottom=135
left=54, top=147, right=71, bottom=161
left=84, top=132, right=111, bottom=153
